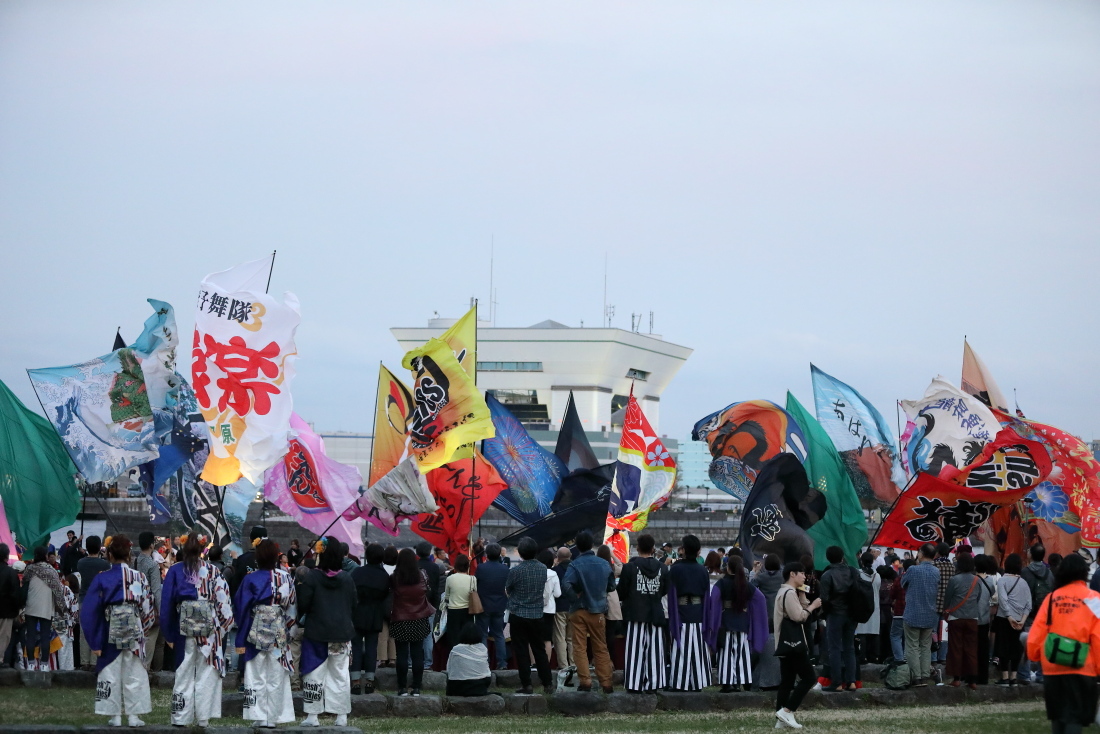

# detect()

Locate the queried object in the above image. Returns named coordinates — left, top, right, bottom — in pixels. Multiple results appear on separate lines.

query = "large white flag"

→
left=192, top=257, right=300, bottom=485
left=901, top=376, right=999, bottom=479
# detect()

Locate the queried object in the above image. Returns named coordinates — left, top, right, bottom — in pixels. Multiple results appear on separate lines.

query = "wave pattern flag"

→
left=412, top=453, right=506, bottom=557
left=343, top=456, right=437, bottom=535
left=401, top=336, right=494, bottom=472
left=736, top=454, right=826, bottom=564
left=810, top=365, right=905, bottom=508
left=786, top=392, right=867, bottom=570
left=192, top=257, right=300, bottom=485
left=606, top=394, right=676, bottom=533
left=692, top=400, right=807, bottom=502
left=873, top=471, right=1033, bottom=551
left=29, top=348, right=160, bottom=484
left=992, top=410, right=1100, bottom=545
left=370, top=365, right=414, bottom=487
left=961, top=340, right=1010, bottom=413
left=264, top=413, right=364, bottom=557
left=0, top=378, right=80, bottom=549
left=900, top=377, right=998, bottom=479
left=482, top=394, right=567, bottom=525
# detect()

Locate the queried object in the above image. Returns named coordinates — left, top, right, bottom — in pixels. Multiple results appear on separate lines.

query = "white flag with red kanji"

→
left=191, top=257, right=300, bottom=485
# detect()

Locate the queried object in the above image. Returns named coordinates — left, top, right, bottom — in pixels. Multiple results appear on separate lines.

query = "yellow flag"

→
left=371, top=365, right=415, bottom=487
left=401, top=337, right=494, bottom=472
left=439, top=306, right=477, bottom=376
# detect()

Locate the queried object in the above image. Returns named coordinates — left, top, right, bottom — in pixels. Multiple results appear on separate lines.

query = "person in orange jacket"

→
left=1026, top=553, right=1100, bottom=734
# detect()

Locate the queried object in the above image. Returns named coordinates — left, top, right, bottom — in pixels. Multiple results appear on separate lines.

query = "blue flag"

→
left=482, top=394, right=567, bottom=525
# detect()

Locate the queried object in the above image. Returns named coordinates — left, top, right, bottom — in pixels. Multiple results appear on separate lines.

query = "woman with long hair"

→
left=80, top=534, right=156, bottom=727
left=390, top=547, right=435, bottom=696
left=596, top=545, right=623, bottom=667
left=22, top=545, right=65, bottom=671
left=710, top=555, right=768, bottom=692
left=298, top=538, right=357, bottom=727
left=161, top=533, right=234, bottom=727
left=234, top=539, right=297, bottom=728
left=350, top=543, right=390, bottom=694
left=1027, top=553, right=1100, bottom=734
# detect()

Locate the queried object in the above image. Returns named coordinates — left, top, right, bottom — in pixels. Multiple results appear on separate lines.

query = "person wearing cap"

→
left=80, top=534, right=156, bottom=727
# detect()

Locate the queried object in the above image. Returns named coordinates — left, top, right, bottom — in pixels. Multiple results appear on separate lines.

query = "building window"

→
left=626, top=368, right=649, bottom=381
left=477, top=361, right=543, bottom=372
left=486, top=389, right=549, bottom=427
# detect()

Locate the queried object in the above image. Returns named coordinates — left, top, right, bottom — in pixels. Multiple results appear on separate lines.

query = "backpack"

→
left=1022, top=566, right=1053, bottom=615
left=179, top=599, right=214, bottom=637
left=247, top=604, right=287, bottom=651
left=847, top=568, right=876, bottom=624
left=881, top=658, right=911, bottom=690
left=106, top=603, right=142, bottom=648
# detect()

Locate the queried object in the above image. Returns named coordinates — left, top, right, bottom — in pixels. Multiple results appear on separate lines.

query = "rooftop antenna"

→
left=603, top=253, right=607, bottom=327
left=649, top=311, right=654, bottom=334
left=489, top=236, right=494, bottom=325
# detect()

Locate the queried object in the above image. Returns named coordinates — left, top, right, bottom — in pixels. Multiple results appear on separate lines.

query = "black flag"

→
left=737, top=453, right=827, bottom=564
left=555, top=392, right=600, bottom=472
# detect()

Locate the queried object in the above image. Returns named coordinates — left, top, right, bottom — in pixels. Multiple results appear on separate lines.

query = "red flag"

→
left=939, top=427, right=1052, bottom=491
left=411, top=452, right=506, bottom=558
left=873, top=472, right=1033, bottom=551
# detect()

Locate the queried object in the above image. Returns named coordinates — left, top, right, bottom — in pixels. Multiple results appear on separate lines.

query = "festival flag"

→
left=874, top=471, right=1033, bottom=550
left=112, top=329, right=127, bottom=351
left=28, top=347, right=160, bottom=484
left=900, top=376, right=999, bottom=478
left=370, top=365, right=415, bottom=486
left=939, top=426, right=1053, bottom=492
left=411, top=452, right=506, bottom=557
left=439, top=306, right=478, bottom=376
left=482, top=394, right=567, bottom=525
left=401, top=335, right=494, bottom=472
left=264, top=413, right=364, bottom=557
left=0, top=495, right=17, bottom=560
left=0, top=378, right=81, bottom=550
left=961, top=340, right=1010, bottom=413
left=192, top=480, right=234, bottom=554
left=192, top=256, right=300, bottom=485
left=606, top=393, right=676, bottom=534
left=737, top=453, right=826, bottom=564
left=810, top=365, right=905, bottom=508
left=992, top=409, right=1100, bottom=546
left=692, top=399, right=808, bottom=502
left=343, top=456, right=437, bottom=535
left=500, top=474, right=614, bottom=552
left=555, top=392, right=599, bottom=472
left=786, top=392, right=867, bottom=570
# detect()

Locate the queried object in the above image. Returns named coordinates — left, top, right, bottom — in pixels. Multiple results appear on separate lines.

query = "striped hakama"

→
left=669, top=621, right=711, bottom=691
left=717, top=630, right=752, bottom=686
left=624, top=622, right=667, bottom=692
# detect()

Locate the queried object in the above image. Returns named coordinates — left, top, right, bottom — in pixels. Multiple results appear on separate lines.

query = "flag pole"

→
left=866, top=473, right=915, bottom=551
left=470, top=300, right=478, bottom=558
left=258, top=249, right=277, bottom=527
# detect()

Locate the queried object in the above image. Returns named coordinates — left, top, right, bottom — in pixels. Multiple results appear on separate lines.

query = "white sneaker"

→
left=197, top=721, right=208, bottom=728
left=335, top=714, right=348, bottom=726
left=811, top=682, right=823, bottom=692
left=127, top=715, right=145, bottom=727
left=775, top=721, right=789, bottom=729
left=301, top=714, right=320, bottom=727
left=107, top=716, right=122, bottom=727
left=776, top=709, right=803, bottom=730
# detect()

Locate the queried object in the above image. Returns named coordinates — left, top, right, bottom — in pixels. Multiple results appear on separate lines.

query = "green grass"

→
left=0, top=688, right=1051, bottom=733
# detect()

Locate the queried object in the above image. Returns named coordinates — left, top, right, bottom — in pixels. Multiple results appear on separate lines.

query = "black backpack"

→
left=1022, top=565, right=1053, bottom=615
left=847, top=568, right=876, bottom=624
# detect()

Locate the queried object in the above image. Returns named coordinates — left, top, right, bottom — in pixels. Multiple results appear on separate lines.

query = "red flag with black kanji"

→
left=411, top=451, right=507, bottom=558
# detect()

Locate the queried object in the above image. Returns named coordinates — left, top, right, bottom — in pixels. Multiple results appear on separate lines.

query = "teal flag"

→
left=0, top=378, right=81, bottom=551
left=786, top=391, right=868, bottom=569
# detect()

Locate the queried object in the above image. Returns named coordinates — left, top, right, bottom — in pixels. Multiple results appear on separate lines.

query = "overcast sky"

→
left=2, top=1, right=1098, bottom=446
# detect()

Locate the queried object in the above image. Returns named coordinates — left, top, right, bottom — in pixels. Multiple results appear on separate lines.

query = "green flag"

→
left=0, top=378, right=80, bottom=551
left=785, top=391, right=867, bottom=569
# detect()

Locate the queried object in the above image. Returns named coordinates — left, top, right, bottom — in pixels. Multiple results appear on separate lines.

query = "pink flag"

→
left=263, top=413, right=364, bottom=557
left=0, top=495, right=17, bottom=561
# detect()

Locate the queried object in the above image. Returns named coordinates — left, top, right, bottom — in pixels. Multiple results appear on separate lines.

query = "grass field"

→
left=0, top=688, right=1052, bottom=733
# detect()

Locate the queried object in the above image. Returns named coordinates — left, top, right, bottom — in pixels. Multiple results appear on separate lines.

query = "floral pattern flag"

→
left=606, top=392, right=676, bottom=534
left=192, top=257, right=300, bottom=485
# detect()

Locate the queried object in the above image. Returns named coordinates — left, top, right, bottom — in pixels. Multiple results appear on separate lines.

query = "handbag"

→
left=1044, top=593, right=1090, bottom=668
left=467, top=577, right=484, bottom=615
left=773, top=589, right=809, bottom=658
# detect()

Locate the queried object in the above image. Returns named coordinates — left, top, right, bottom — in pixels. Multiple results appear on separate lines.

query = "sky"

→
left=2, top=1, right=1099, bottom=446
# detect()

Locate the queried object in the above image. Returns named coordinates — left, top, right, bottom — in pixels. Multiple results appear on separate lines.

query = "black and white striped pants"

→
left=669, top=621, right=711, bottom=691
left=624, top=622, right=667, bottom=692
left=717, top=630, right=752, bottom=685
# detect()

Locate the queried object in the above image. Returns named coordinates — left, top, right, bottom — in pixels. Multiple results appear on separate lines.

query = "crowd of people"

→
left=3, top=527, right=1100, bottom=732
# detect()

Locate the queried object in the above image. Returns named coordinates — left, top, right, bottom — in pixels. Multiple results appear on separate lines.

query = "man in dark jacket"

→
left=75, top=535, right=110, bottom=671
left=552, top=547, right=577, bottom=671
left=415, top=542, right=441, bottom=668
left=617, top=533, right=668, bottom=692
left=349, top=543, right=390, bottom=694
left=564, top=531, right=616, bottom=693
left=0, top=543, right=22, bottom=668
left=818, top=545, right=857, bottom=692
left=474, top=544, right=510, bottom=670
left=229, top=525, right=267, bottom=597
left=1021, top=543, right=1053, bottom=684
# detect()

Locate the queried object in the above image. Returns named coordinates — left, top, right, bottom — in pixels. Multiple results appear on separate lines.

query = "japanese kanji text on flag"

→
left=192, top=257, right=300, bottom=485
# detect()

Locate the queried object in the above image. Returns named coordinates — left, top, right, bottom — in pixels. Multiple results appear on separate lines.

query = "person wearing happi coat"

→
left=161, top=533, right=234, bottom=727
left=707, top=555, right=769, bottom=692
left=79, top=534, right=156, bottom=728
left=234, top=539, right=298, bottom=728
left=297, top=538, right=357, bottom=727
